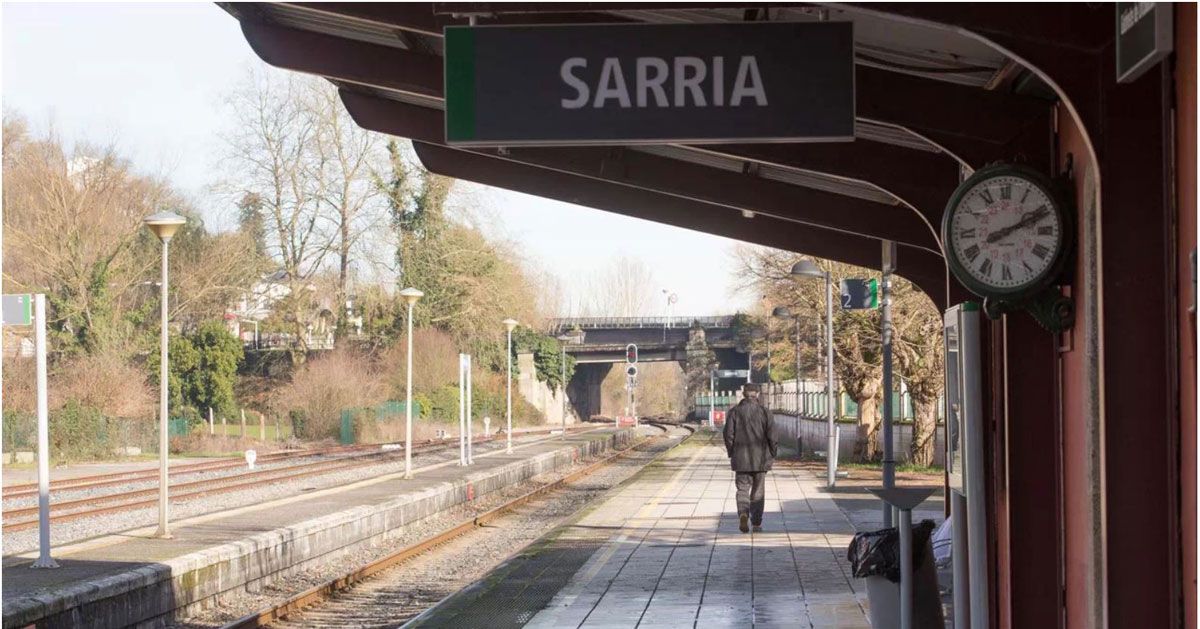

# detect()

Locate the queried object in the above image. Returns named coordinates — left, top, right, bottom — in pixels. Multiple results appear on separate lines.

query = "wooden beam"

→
left=411, top=141, right=951, bottom=308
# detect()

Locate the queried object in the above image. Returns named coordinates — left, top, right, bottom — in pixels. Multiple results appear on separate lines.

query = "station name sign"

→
left=444, top=22, right=855, bottom=146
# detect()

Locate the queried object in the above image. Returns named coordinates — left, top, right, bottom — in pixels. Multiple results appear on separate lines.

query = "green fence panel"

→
left=168, top=417, right=192, bottom=437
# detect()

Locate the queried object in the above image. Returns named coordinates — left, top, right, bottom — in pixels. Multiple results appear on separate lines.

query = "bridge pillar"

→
left=569, top=363, right=608, bottom=420
left=684, top=324, right=717, bottom=417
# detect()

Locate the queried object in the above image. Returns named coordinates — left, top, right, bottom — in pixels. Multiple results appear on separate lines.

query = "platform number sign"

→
left=2, top=294, right=33, bottom=326
left=840, top=279, right=879, bottom=310
left=625, top=344, right=638, bottom=364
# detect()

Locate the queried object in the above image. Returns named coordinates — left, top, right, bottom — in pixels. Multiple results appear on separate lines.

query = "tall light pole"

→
left=790, top=259, right=837, bottom=488
left=399, top=287, right=423, bottom=479
left=144, top=210, right=186, bottom=539
left=772, top=307, right=802, bottom=418
left=503, top=318, right=518, bottom=454
left=556, top=331, right=580, bottom=439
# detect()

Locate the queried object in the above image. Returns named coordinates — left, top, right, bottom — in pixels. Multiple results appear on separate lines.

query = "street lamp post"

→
left=790, top=259, right=837, bottom=488
left=144, top=210, right=186, bottom=539
left=503, top=318, right=518, bottom=454
left=772, top=307, right=803, bottom=419
left=399, top=287, right=423, bottom=479
left=556, top=332, right=580, bottom=439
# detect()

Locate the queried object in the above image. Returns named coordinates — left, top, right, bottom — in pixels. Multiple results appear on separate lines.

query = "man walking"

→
left=723, top=383, right=778, bottom=533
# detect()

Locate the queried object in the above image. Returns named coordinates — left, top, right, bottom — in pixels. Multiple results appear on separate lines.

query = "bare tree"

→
left=585, top=256, right=657, bottom=317
left=892, top=280, right=944, bottom=466
left=730, top=245, right=888, bottom=458
left=307, top=85, right=387, bottom=337
left=3, top=114, right=172, bottom=354
left=222, top=70, right=333, bottom=357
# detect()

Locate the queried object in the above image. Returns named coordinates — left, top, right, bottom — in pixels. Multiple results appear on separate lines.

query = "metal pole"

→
left=32, top=294, right=57, bottom=568
left=826, top=273, right=837, bottom=488
left=881, top=248, right=895, bottom=526
left=404, top=301, right=414, bottom=479
left=709, top=372, right=715, bottom=428
left=156, top=240, right=171, bottom=539
left=209, top=407, right=214, bottom=435
left=467, top=354, right=474, bottom=464
left=560, top=344, right=566, bottom=438
left=794, top=318, right=801, bottom=417
left=766, top=333, right=772, bottom=382
left=746, top=347, right=752, bottom=384
left=951, top=492, right=970, bottom=629
left=899, top=507, right=914, bottom=629
left=459, top=354, right=466, bottom=466
left=506, top=329, right=513, bottom=454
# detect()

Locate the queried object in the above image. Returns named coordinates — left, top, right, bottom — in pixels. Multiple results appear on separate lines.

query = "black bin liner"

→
left=846, top=519, right=937, bottom=583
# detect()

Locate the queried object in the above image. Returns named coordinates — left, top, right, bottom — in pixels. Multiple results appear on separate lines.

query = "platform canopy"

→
left=222, top=2, right=1085, bottom=307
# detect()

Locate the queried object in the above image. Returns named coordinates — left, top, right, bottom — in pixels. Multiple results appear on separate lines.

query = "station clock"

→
left=942, top=162, right=1075, bottom=331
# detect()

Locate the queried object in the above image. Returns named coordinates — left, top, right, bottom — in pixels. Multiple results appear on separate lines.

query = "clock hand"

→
left=986, top=207, right=1051, bottom=243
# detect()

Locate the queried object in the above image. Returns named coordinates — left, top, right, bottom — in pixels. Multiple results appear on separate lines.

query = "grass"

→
left=204, top=423, right=294, bottom=440
left=839, top=461, right=943, bottom=475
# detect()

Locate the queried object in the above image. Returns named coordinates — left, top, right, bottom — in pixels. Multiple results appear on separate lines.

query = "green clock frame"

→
left=941, top=162, right=1076, bottom=331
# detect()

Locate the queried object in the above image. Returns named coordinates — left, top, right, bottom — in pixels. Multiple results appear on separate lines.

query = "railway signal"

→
left=625, top=343, right=638, bottom=364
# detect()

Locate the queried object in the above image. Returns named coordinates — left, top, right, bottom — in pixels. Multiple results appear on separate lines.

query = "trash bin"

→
left=847, top=520, right=945, bottom=629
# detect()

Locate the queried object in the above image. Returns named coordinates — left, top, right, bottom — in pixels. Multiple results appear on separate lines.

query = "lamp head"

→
left=789, top=259, right=825, bottom=279
left=399, top=287, right=424, bottom=307
left=503, top=318, right=518, bottom=332
left=771, top=306, right=792, bottom=319
left=143, top=210, right=186, bottom=242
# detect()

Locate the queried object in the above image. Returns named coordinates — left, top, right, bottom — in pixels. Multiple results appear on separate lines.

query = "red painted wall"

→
left=1174, top=5, right=1196, bottom=627
left=1056, top=103, right=1102, bottom=629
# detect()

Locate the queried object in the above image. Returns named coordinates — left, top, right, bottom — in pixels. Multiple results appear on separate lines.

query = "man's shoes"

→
left=739, top=514, right=750, bottom=533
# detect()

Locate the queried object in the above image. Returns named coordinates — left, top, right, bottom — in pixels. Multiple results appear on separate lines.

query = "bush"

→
left=54, top=350, right=154, bottom=418
left=424, top=384, right=462, bottom=423
left=379, top=327, right=461, bottom=399
left=272, top=348, right=386, bottom=439
left=3, top=409, right=35, bottom=452
left=50, top=401, right=110, bottom=461
left=148, top=320, right=243, bottom=418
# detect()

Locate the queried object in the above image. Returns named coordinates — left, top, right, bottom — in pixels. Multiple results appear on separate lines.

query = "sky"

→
left=2, top=2, right=757, bottom=317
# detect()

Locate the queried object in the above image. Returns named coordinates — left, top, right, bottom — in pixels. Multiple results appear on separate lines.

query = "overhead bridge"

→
left=549, top=316, right=741, bottom=365
left=544, top=316, right=753, bottom=420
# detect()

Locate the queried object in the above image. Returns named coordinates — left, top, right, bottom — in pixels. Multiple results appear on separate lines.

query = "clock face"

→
left=947, top=172, right=1064, bottom=296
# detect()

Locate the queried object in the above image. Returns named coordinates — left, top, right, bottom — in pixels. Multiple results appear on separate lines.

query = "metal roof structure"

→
left=222, top=2, right=1063, bottom=308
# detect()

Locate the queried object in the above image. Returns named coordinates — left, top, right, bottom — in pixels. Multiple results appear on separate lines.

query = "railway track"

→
left=2, top=444, right=381, bottom=499
left=212, top=424, right=691, bottom=629
left=2, top=425, right=599, bottom=533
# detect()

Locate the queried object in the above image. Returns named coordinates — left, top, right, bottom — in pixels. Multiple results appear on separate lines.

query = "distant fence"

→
left=245, top=332, right=335, bottom=351
left=340, top=401, right=421, bottom=444
left=549, top=315, right=735, bottom=332
left=772, top=412, right=946, bottom=466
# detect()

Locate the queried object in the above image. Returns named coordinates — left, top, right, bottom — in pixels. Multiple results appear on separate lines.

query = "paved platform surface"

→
left=2, top=428, right=621, bottom=607
left=411, top=432, right=944, bottom=628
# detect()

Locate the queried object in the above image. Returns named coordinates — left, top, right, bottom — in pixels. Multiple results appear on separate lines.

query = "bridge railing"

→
left=549, top=315, right=735, bottom=332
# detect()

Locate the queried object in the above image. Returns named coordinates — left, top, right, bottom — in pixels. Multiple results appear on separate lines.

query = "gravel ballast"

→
left=170, top=425, right=691, bottom=628
left=2, top=430, right=593, bottom=556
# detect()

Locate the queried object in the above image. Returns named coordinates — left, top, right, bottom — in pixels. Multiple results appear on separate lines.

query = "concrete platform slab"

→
left=2, top=428, right=632, bottom=629
left=409, top=430, right=939, bottom=628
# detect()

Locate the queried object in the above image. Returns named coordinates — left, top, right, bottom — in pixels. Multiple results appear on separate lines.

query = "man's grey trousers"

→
left=735, top=471, right=767, bottom=524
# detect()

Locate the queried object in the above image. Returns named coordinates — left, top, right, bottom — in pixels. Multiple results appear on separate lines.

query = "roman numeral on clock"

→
left=959, top=228, right=976, bottom=239
left=1001, top=264, right=1013, bottom=281
left=979, top=258, right=993, bottom=278
left=979, top=189, right=994, bottom=204
left=1032, top=243, right=1050, bottom=260
left=1000, top=185, right=1012, bottom=200
left=964, top=244, right=981, bottom=263
left=1037, top=226, right=1053, bottom=236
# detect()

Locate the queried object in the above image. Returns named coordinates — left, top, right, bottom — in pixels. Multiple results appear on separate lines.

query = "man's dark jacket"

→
left=723, top=397, right=778, bottom=472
